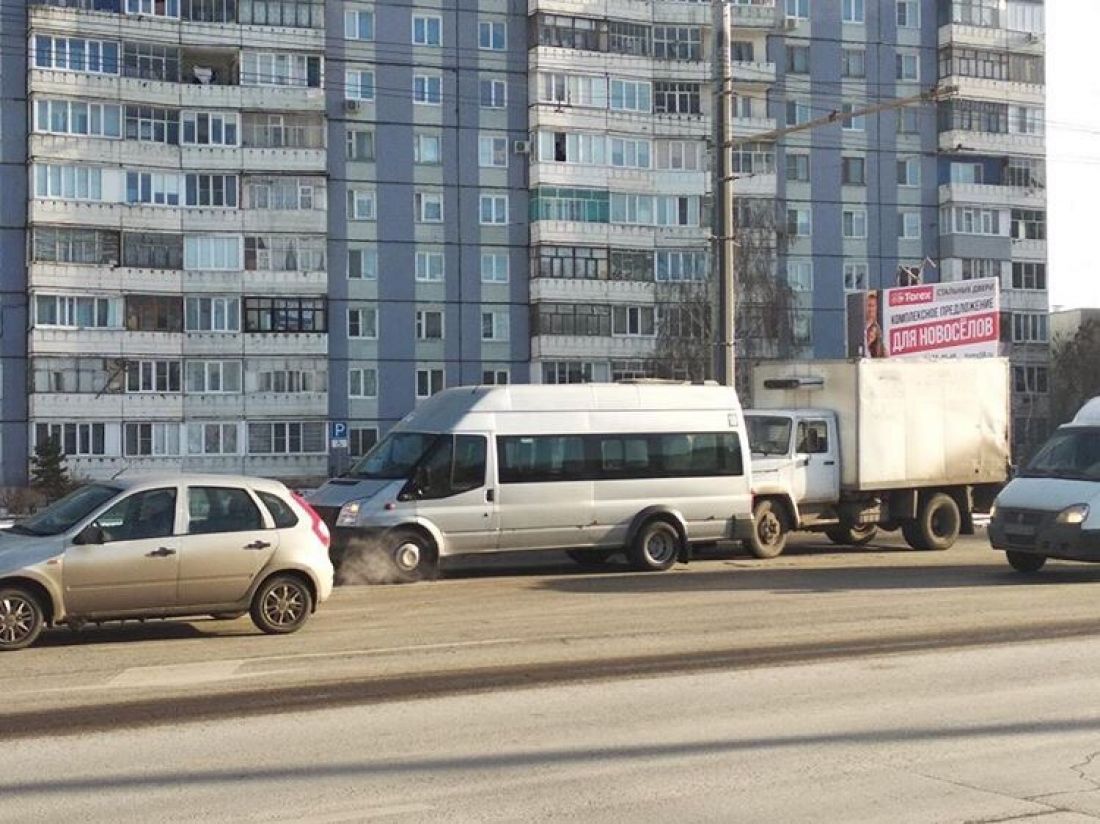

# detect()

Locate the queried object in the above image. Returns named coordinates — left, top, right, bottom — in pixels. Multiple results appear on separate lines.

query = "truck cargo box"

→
left=750, top=359, right=1010, bottom=492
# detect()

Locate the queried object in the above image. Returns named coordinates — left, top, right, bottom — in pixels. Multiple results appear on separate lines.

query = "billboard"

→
left=846, top=277, right=1000, bottom=359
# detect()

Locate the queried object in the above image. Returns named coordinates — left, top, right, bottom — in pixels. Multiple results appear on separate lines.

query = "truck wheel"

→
left=1006, top=551, right=1046, bottom=573
left=566, top=549, right=617, bottom=568
left=386, top=529, right=439, bottom=583
left=903, top=493, right=961, bottom=551
left=745, top=500, right=788, bottom=559
left=0, top=586, right=45, bottom=652
left=628, top=520, right=681, bottom=571
left=825, top=524, right=878, bottom=546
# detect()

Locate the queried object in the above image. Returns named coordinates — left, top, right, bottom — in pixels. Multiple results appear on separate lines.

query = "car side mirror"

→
left=75, top=524, right=104, bottom=546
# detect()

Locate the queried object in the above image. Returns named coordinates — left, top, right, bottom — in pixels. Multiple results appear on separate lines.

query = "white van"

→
left=309, top=384, right=753, bottom=582
left=989, top=397, right=1100, bottom=572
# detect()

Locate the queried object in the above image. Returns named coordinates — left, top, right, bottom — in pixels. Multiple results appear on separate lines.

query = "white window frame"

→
left=348, top=367, right=378, bottom=399
left=186, top=422, right=240, bottom=456
left=415, top=251, right=445, bottom=282
left=843, top=208, right=868, bottom=239
left=181, top=111, right=239, bottom=147
left=788, top=207, right=812, bottom=237
left=842, top=104, right=866, bottom=131
left=184, top=235, right=242, bottom=270
left=416, top=368, right=445, bottom=399
left=609, top=79, right=652, bottom=113
left=34, top=99, right=122, bottom=139
left=842, top=0, right=864, bottom=23
left=345, top=70, right=375, bottom=101
left=843, top=262, right=869, bottom=292
left=185, top=296, right=240, bottom=333
left=124, top=422, right=180, bottom=457
left=415, top=309, right=445, bottom=341
left=347, top=247, right=378, bottom=280
left=480, top=79, right=507, bottom=109
left=412, top=14, right=443, bottom=46
left=344, top=8, right=375, bottom=41
left=481, top=310, right=510, bottom=342
left=479, top=194, right=509, bottom=225
left=415, top=191, right=444, bottom=223
left=900, top=211, right=922, bottom=239
left=479, top=20, right=506, bottom=51
left=35, top=164, right=105, bottom=202
left=786, top=260, right=814, bottom=291
left=784, top=0, right=809, bottom=21
left=348, top=307, right=378, bottom=339
left=897, top=52, right=920, bottom=82
left=184, top=360, right=241, bottom=393
left=348, top=188, right=376, bottom=221
left=479, top=135, right=508, bottom=168
left=897, top=0, right=920, bottom=27
left=413, top=74, right=443, bottom=105
left=414, top=133, right=443, bottom=165
left=898, top=157, right=921, bottom=187
left=480, top=251, right=509, bottom=283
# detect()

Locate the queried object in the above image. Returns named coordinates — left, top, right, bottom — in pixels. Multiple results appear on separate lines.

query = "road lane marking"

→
left=241, top=636, right=528, bottom=665
left=109, top=660, right=243, bottom=688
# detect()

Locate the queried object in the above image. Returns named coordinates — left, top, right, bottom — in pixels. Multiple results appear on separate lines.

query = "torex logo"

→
left=888, top=286, right=935, bottom=307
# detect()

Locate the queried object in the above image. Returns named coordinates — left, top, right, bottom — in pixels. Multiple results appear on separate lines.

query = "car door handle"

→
left=146, top=547, right=176, bottom=558
left=485, top=489, right=496, bottom=503
left=824, top=460, right=836, bottom=466
left=244, top=540, right=271, bottom=550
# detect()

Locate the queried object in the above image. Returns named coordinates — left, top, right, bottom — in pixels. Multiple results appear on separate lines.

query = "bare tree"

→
left=1051, top=318, right=1100, bottom=426
left=652, top=279, right=715, bottom=382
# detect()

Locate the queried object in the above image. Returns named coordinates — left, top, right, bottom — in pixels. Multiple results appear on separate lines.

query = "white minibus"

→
left=309, top=383, right=753, bottom=582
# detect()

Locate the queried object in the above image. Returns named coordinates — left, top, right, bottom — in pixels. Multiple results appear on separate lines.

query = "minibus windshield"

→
left=746, top=416, right=793, bottom=457
left=348, top=432, right=440, bottom=480
left=1020, top=427, right=1100, bottom=481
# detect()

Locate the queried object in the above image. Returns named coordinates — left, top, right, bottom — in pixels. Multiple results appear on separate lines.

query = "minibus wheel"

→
left=629, top=520, right=681, bottom=571
left=386, top=529, right=439, bottom=583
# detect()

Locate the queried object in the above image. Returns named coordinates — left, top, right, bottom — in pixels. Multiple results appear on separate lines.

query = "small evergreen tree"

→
left=30, top=437, right=72, bottom=502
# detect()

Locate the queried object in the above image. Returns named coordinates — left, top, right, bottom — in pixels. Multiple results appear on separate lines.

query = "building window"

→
left=185, top=360, right=241, bottom=393
left=127, top=0, right=180, bottom=18
left=786, top=46, right=810, bottom=74
left=608, top=21, right=651, bottom=56
left=897, top=0, right=920, bottom=27
left=787, top=208, right=812, bottom=237
left=124, top=423, right=180, bottom=457
left=415, top=251, right=445, bottom=282
left=899, top=211, right=922, bottom=239
left=184, top=235, right=241, bottom=270
left=184, top=173, right=238, bottom=208
left=243, top=297, right=325, bottom=333
left=123, top=171, right=178, bottom=206
left=786, top=100, right=812, bottom=126
left=181, top=111, right=238, bottom=146
left=347, top=247, right=378, bottom=280
left=842, top=0, right=864, bottom=22
left=414, top=133, right=442, bottom=165
left=1012, top=313, right=1048, bottom=343
left=842, top=49, right=866, bottom=79
left=346, top=70, right=375, bottom=101
left=344, top=8, right=375, bottom=40
left=244, top=235, right=325, bottom=272
left=897, top=157, right=921, bottom=187
left=126, top=295, right=183, bottom=332
left=348, top=189, right=376, bottom=220
left=612, top=305, right=655, bottom=337
left=240, top=52, right=321, bottom=88
left=122, top=42, right=180, bottom=82
left=413, top=74, right=443, bottom=105
left=941, top=206, right=1002, bottom=236
left=543, top=361, right=606, bottom=384
left=479, top=136, right=508, bottom=168
left=247, top=422, right=326, bottom=454
left=532, top=246, right=608, bottom=280
left=35, top=99, right=122, bottom=139
left=653, top=26, right=702, bottom=61
left=655, top=140, right=702, bottom=171
left=348, top=307, right=378, bottom=339
left=786, top=260, right=813, bottom=291
left=416, top=310, right=445, bottom=340
left=35, top=295, right=120, bottom=329
left=655, top=250, right=708, bottom=282
left=416, top=368, right=444, bottom=398
left=896, top=52, right=920, bottom=82
left=1013, top=366, right=1049, bottom=394
left=842, top=103, right=866, bottom=131
left=257, top=369, right=322, bottom=393
left=349, top=368, right=378, bottom=399
left=482, top=369, right=509, bottom=385
left=1012, top=262, right=1047, bottom=290
left=34, top=227, right=120, bottom=265
left=784, top=0, right=809, bottom=21
left=480, top=195, right=508, bottom=225
left=532, top=303, right=612, bottom=336
left=415, top=192, right=444, bottom=223
left=481, top=310, right=510, bottom=342
left=33, top=36, right=120, bottom=75
left=347, top=128, right=375, bottom=161
left=246, top=177, right=323, bottom=211
left=897, top=109, right=920, bottom=134
left=350, top=427, right=378, bottom=456
left=609, top=79, right=652, bottom=113
left=609, top=138, right=652, bottom=169
left=962, top=258, right=1000, bottom=280
left=479, top=21, right=506, bottom=50
left=186, top=423, right=240, bottom=455
left=1012, top=209, right=1046, bottom=241
left=841, top=156, right=866, bottom=186
left=34, top=164, right=104, bottom=202
left=481, top=252, right=509, bottom=283
left=786, top=153, right=810, bottom=182
left=539, top=131, right=606, bottom=165
left=124, top=105, right=179, bottom=144
left=479, top=79, right=507, bottom=109
left=412, top=14, right=442, bottom=46
left=35, top=422, right=106, bottom=457
left=844, top=262, right=868, bottom=292
left=185, top=296, right=240, bottom=332
left=843, top=209, right=867, bottom=239
left=654, top=82, right=700, bottom=115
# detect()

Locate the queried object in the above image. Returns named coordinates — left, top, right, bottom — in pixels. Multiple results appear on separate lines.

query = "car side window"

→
left=188, top=487, right=264, bottom=534
left=257, top=491, right=299, bottom=529
left=93, top=488, right=177, bottom=543
left=796, top=421, right=829, bottom=455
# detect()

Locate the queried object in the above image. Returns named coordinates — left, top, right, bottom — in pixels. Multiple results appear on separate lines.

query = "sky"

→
left=1047, top=1, right=1100, bottom=310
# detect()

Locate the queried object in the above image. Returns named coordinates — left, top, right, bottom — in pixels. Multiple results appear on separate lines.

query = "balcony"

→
left=531, top=333, right=658, bottom=361
left=530, top=220, right=711, bottom=247
left=530, top=164, right=708, bottom=196
left=938, top=182, right=1045, bottom=210
left=242, top=332, right=327, bottom=357
left=729, top=115, right=776, bottom=139
left=938, top=23, right=1044, bottom=56
left=941, top=75, right=1044, bottom=106
left=530, top=106, right=712, bottom=139
left=30, top=392, right=183, bottom=420
left=730, top=171, right=777, bottom=197
left=938, top=129, right=1045, bottom=158
left=530, top=277, right=656, bottom=303
left=728, top=1, right=779, bottom=29
left=1011, top=237, right=1046, bottom=259
left=729, top=60, right=776, bottom=84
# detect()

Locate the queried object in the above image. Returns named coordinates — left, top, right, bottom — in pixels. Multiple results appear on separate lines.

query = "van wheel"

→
left=745, top=500, right=788, bottom=559
left=250, top=575, right=313, bottom=635
left=629, top=520, right=680, bottom=572
left=0, top=586, right=45, bottom=651
left=386, top=530, right=438, bottom=584
left=825, top=524, right=878, bottom=546
left=1007, top=551, right=1046, bottom=573
left=903, top=493, right=961, bottom=551
left=566, top=549, right=617, bottom=569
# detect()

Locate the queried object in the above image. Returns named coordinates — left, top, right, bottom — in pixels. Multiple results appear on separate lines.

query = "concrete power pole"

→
left=713, top=0, right=735, bottom=387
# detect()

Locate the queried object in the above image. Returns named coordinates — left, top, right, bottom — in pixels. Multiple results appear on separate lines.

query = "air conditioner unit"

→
left=512, top=139, right=531, bottom=154
left=344, top=99, right=361, bottom=112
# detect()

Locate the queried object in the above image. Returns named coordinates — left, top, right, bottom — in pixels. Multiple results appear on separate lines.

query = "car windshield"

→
left=746, top=416, right=793, bottom=457
left=348, top=432, right=440, bottom=480
left=1020, top=427, right=1100, bottom=481
left=10, top=484, right=121, bottom=537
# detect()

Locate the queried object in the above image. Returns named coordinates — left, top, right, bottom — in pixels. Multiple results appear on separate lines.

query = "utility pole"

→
left=712, top=66, right=957, bottom=386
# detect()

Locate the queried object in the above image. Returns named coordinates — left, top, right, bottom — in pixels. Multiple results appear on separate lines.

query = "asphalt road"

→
left=5, top=532, right=1100, bottom=736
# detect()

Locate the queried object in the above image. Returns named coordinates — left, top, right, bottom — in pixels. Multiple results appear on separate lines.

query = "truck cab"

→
left=746, top=410, right=841, bottom=511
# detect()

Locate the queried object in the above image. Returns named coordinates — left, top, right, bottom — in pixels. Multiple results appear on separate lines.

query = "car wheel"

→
left=250, top=575, right=313, bottom=635
left=903, top=493, right=961, bottom=551
left=744, top=500, right=788, bottom=559
left=628, top=520, right=681, bottom=571
left=0, top=586, right=45, bottom=652
left=825, top=524, right=879, bottom=546
left=385, top=529, right=439, bottom=584
left=1006, top=551, right=1046, bottom=573
left=566, top=549, right=618, bottom=568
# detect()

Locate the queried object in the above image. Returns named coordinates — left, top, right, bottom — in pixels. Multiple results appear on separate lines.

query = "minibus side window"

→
left=452, top=435, right=487, bottom=493
left=414, top=435, right=487, bottom=499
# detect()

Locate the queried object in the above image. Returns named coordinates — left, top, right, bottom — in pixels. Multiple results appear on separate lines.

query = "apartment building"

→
left=18, top=0, right=330, bottom=482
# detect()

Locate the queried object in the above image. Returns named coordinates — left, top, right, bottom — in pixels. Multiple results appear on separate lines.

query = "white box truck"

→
left=742, top=358, right=1010, bottom=557
left=989, top=397, right=1100, bottom=572
left=309, top=383, right=754, bottom=582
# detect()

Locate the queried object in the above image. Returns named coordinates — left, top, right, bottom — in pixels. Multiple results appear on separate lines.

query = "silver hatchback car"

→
left=0, top=475, right=334, bottom=651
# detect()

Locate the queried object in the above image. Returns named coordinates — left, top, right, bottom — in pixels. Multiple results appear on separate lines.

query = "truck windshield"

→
left=746, top=416, right=793, bottom=457
left=348, top=432, right=439, bottom=480
left=1020, top=427, right=1100, bottom=481
left=9, top=483, right=121, bottom=537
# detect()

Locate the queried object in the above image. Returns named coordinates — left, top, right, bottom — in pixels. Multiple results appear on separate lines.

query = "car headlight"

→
left=1055, top=504, right=1090, bottom=525
left=336, top=501, right=361, bottom=528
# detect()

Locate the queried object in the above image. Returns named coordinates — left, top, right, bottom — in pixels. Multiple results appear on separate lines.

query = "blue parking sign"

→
left=330, top=421, right=349, bottom=449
